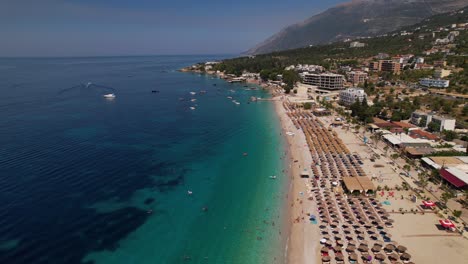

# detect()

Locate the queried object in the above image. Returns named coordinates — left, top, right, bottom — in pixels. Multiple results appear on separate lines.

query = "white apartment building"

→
left=432, top=116, right=456, bottom=131
left=419, top=78, right=450, bottom=88
left=339, top=88, right=367, bottom=106
left=410, top=112, right=456, bottom=131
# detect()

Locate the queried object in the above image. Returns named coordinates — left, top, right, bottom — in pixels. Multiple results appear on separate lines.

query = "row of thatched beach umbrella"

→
left=285, top=106, right=413, bottom=264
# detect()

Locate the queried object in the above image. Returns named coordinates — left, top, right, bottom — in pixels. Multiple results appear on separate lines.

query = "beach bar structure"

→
left=341, top=177, right=376, bottom=194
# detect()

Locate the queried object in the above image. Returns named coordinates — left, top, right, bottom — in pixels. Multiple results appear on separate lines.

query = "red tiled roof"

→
left=440, top=169, right=467, bottom=188
left=375, top=122, right=400, bottom=128
left=409, top=130, right=439, bottom=140
left=392, top=121, right=415, bottom=128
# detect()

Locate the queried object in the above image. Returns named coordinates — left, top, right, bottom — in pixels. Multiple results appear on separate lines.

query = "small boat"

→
left=232, top=100, right=240, bottom=105
left=85, top=82, right=93, bottom=88
left=190, top=107, right=196, bottom=110
left=187, top=190, right=193, bottom=195
left=191, top=99, right=197, bottom=102
left=152, top=90, right=160, bottom=93
left=227, top=96, right=233, bottom=99
left=200, top=90, right=207, bottom=94
left=269, top=176, right=277, bottom=179
left=229, top=89, right=235, bottom=92
left=103, top=93, right=116, bottom=98
left=243, top=152, right=248, bottom=156
left=190, top=92, right=196, bottom=95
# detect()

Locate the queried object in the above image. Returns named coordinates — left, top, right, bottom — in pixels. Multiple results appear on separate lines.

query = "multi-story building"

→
left=339, top=88, right=367, bottom=106
left=347, top=71, right=368, bottom=84
left=380, top=60, right=402, bottom=74
left=419, top=78, right=450, bottom=88
left=369, top=61, right=380, bottom=71
left=410, top=112, right=456, bottom=131
left=410, top=112, right=432, bottom=127
left=431, top=116, right=456, bottom=131
left=434, top=69, right=451, bottom=78
left=302, top=73, right=344, bottom=90
left=369, top=60, right=402, bottom=73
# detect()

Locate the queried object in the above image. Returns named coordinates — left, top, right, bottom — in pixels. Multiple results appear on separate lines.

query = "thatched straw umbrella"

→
left=358, top=245, right=369, bottom=252
left=346, top=245, right=356, bottom=252
left=375, top=253, right=386, bottom=261
left=336, top=240, right=344, bottom=246
left=400, top=253, right=412, bottom=261
left=321, top=255, right=331, bottom=263
left=349, top=253, right=358, bottom=261
left=371, top=245, right=382, bottom=252
left=396, top=245, right=407, bottom=253
left=384, top=244, right=396, bottom=254
left=335, top=254, right=344, bottom=262
left=388, top=253, right=399, bottom=261
left=348, top=241, right=356, bottom=247
left=334, top=245, right=342, bottom=252
left=321, top=247, right=329, bottom=253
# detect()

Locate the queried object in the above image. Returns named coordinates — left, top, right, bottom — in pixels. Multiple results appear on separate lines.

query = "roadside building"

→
left=421, top=156, right=468, bottom=190
left=339, top=88, right=367, bottom=106
left=419, top=78, right=450, bottom=88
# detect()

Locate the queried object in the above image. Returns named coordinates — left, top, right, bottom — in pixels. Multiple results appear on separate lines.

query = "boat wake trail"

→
left=57, top=83, right=116, bottom=96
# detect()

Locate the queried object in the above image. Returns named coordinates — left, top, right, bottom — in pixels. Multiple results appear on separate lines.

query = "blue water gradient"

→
left=0, top=56, right=287, bottom=264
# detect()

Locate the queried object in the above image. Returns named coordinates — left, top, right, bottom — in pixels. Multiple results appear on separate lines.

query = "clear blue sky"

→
left=0, top=0, right=347, bottom=57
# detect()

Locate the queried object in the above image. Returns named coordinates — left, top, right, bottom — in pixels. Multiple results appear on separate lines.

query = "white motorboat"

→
left=103, top=93, right=116, bottom=99
left=232, top=100, right=240, bottom=105
left=190, top=92, right=196, bottom=95
left=269, top=175, right=277, bottom=179
left=190, top=107, right=196, bottom=110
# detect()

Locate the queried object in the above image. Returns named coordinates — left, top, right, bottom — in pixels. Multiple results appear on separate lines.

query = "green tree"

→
left=303, top=102, right=312, bottom=110
left=427, top=121, right=441, bottom=132
left=443, top=130, right=458, bottom=141
left=282, top=70, right=300, bottom=87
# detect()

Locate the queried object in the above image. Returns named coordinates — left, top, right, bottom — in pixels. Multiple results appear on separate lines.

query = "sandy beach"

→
left=273, top=96, right=321, bottom=264
left=272, top=95, right=468, bottom=264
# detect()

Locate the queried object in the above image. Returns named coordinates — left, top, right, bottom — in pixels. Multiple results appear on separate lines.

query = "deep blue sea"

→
left=0, top=56, right=287, bottom=264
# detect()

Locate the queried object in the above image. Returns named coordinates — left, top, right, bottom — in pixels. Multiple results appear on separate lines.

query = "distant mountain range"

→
left=247, top=0, right=468, bottom=54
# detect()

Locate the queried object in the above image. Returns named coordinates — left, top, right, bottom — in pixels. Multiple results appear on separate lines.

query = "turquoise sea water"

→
left=0, top=56, right=287, bottom=263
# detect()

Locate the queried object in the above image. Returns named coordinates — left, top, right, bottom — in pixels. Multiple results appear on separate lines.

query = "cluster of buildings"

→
left=410, top=112, right=456, bottom=132
left=285, top=64, right=324, bottom=72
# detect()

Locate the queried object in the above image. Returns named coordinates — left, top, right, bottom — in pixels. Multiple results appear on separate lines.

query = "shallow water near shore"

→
left=0, top=56, right=287, bottom=264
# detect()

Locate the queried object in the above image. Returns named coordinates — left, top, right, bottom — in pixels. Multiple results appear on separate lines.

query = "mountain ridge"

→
left=248, top=0, right=468, bottom=55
